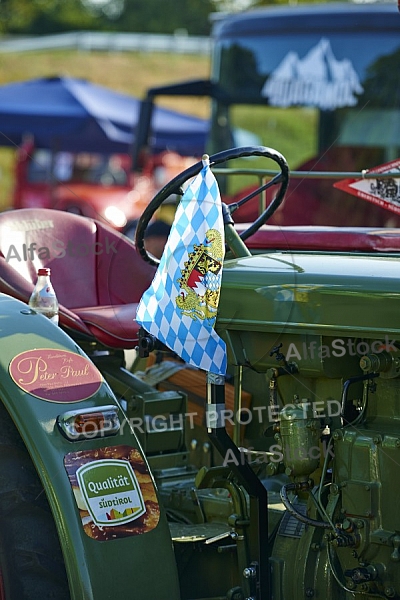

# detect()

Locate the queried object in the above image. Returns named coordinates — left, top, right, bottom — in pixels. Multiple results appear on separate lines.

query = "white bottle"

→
left=29, top=268, right=59, bottom=325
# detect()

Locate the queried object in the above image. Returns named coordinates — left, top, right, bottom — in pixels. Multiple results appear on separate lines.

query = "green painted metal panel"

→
left=218, top=252, right=400, bottom=337
left=0, top=294, right=180, bottom=600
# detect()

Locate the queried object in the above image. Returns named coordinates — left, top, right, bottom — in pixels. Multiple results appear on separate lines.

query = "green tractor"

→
left=0, top=145, right=399, bottom=600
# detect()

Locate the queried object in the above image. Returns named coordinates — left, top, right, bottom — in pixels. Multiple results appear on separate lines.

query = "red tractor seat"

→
left=0, top=208, right=156, bottom=348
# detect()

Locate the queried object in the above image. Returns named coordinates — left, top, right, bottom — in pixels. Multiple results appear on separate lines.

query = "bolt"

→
left=190, top=439, right=198, bottom=451
left=311, top=543, right=320, bottom=551
left=347, top=581, right=356, bottom=590
left=228, top=514, right=240, bottom=527
left=355, top=520, right=365, bottom=529
left=330, top=483, right=339, bottom=495
left=203, top=442, right=211, bottom=454
left=385, top=587, right=396, bottom=598
left=305, top=588, right=314, bottom=597
left=243, top=567, right=257, bottom=579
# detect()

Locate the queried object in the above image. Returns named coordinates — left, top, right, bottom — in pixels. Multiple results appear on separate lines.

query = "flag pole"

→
left=206, top=375, right=269, bottom=599
left=203, top=154, right=268, bottom=598
left=136, top=147, right=268, bottom=595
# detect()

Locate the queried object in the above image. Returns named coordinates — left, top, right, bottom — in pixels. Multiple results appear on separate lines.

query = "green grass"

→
left=232, top=105, right=317, bottom=166
left=0, top=148, right=16, bottom=209
left=0, top=49, right=316, bottom=209
left=226, top=105, right=318, bottom=194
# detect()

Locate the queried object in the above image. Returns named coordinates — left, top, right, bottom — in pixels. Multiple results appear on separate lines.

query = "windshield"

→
left=27, top=150, right=129, bottom=186
left=208, top=5, right=400, bottom=227
left=210, top=7, right=400, bottom=167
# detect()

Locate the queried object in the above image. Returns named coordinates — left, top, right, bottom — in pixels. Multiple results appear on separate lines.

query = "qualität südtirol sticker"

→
left=77, top=459, right=145, bottom=527
left=64, top=445, right=160, bottom=541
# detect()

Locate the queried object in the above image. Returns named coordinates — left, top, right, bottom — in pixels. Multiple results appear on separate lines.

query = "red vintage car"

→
left=13, top=136, right=196, bottom=232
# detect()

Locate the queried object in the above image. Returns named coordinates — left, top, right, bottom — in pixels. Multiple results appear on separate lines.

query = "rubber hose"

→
left=280, top=483, right=332, bottom=529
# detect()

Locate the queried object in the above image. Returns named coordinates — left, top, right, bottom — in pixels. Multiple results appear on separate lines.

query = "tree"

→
left=104, top=0, right=217, bottom=35
left=0, top=0, right=102, bottom=35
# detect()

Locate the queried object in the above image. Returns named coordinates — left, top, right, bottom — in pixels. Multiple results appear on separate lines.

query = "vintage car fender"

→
left=0, top=293, right=180, bottom=600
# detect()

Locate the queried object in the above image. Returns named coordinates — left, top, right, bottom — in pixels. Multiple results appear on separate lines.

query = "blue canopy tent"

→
left=0, top=76, right=208, bottom=156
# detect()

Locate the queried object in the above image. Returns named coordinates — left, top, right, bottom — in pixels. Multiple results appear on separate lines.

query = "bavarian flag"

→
left=135, top=155, right=227, bottom=375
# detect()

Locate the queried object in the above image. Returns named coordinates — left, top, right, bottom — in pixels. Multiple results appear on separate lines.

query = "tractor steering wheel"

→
left=135, top=145, right=290, bottom=266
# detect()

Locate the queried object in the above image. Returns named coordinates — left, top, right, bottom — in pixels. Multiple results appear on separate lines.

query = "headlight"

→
left=104, top=206, right=127, bottom=228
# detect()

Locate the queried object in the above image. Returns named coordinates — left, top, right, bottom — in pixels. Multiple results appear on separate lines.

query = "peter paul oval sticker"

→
left=9, top=349, right=102, bottom=402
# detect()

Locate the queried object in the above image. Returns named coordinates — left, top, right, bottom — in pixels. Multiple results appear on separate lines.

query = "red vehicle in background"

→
left=13, top=136, right=196, bottom=233
left=0, top=76, right=207, bottom=236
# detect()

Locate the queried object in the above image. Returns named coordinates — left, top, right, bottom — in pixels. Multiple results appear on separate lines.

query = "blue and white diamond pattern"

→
left=136, top=160, right=227, bottom=375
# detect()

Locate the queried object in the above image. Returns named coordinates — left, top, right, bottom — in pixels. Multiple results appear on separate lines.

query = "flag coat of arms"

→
left=135, top=157, right=227, bottom=375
